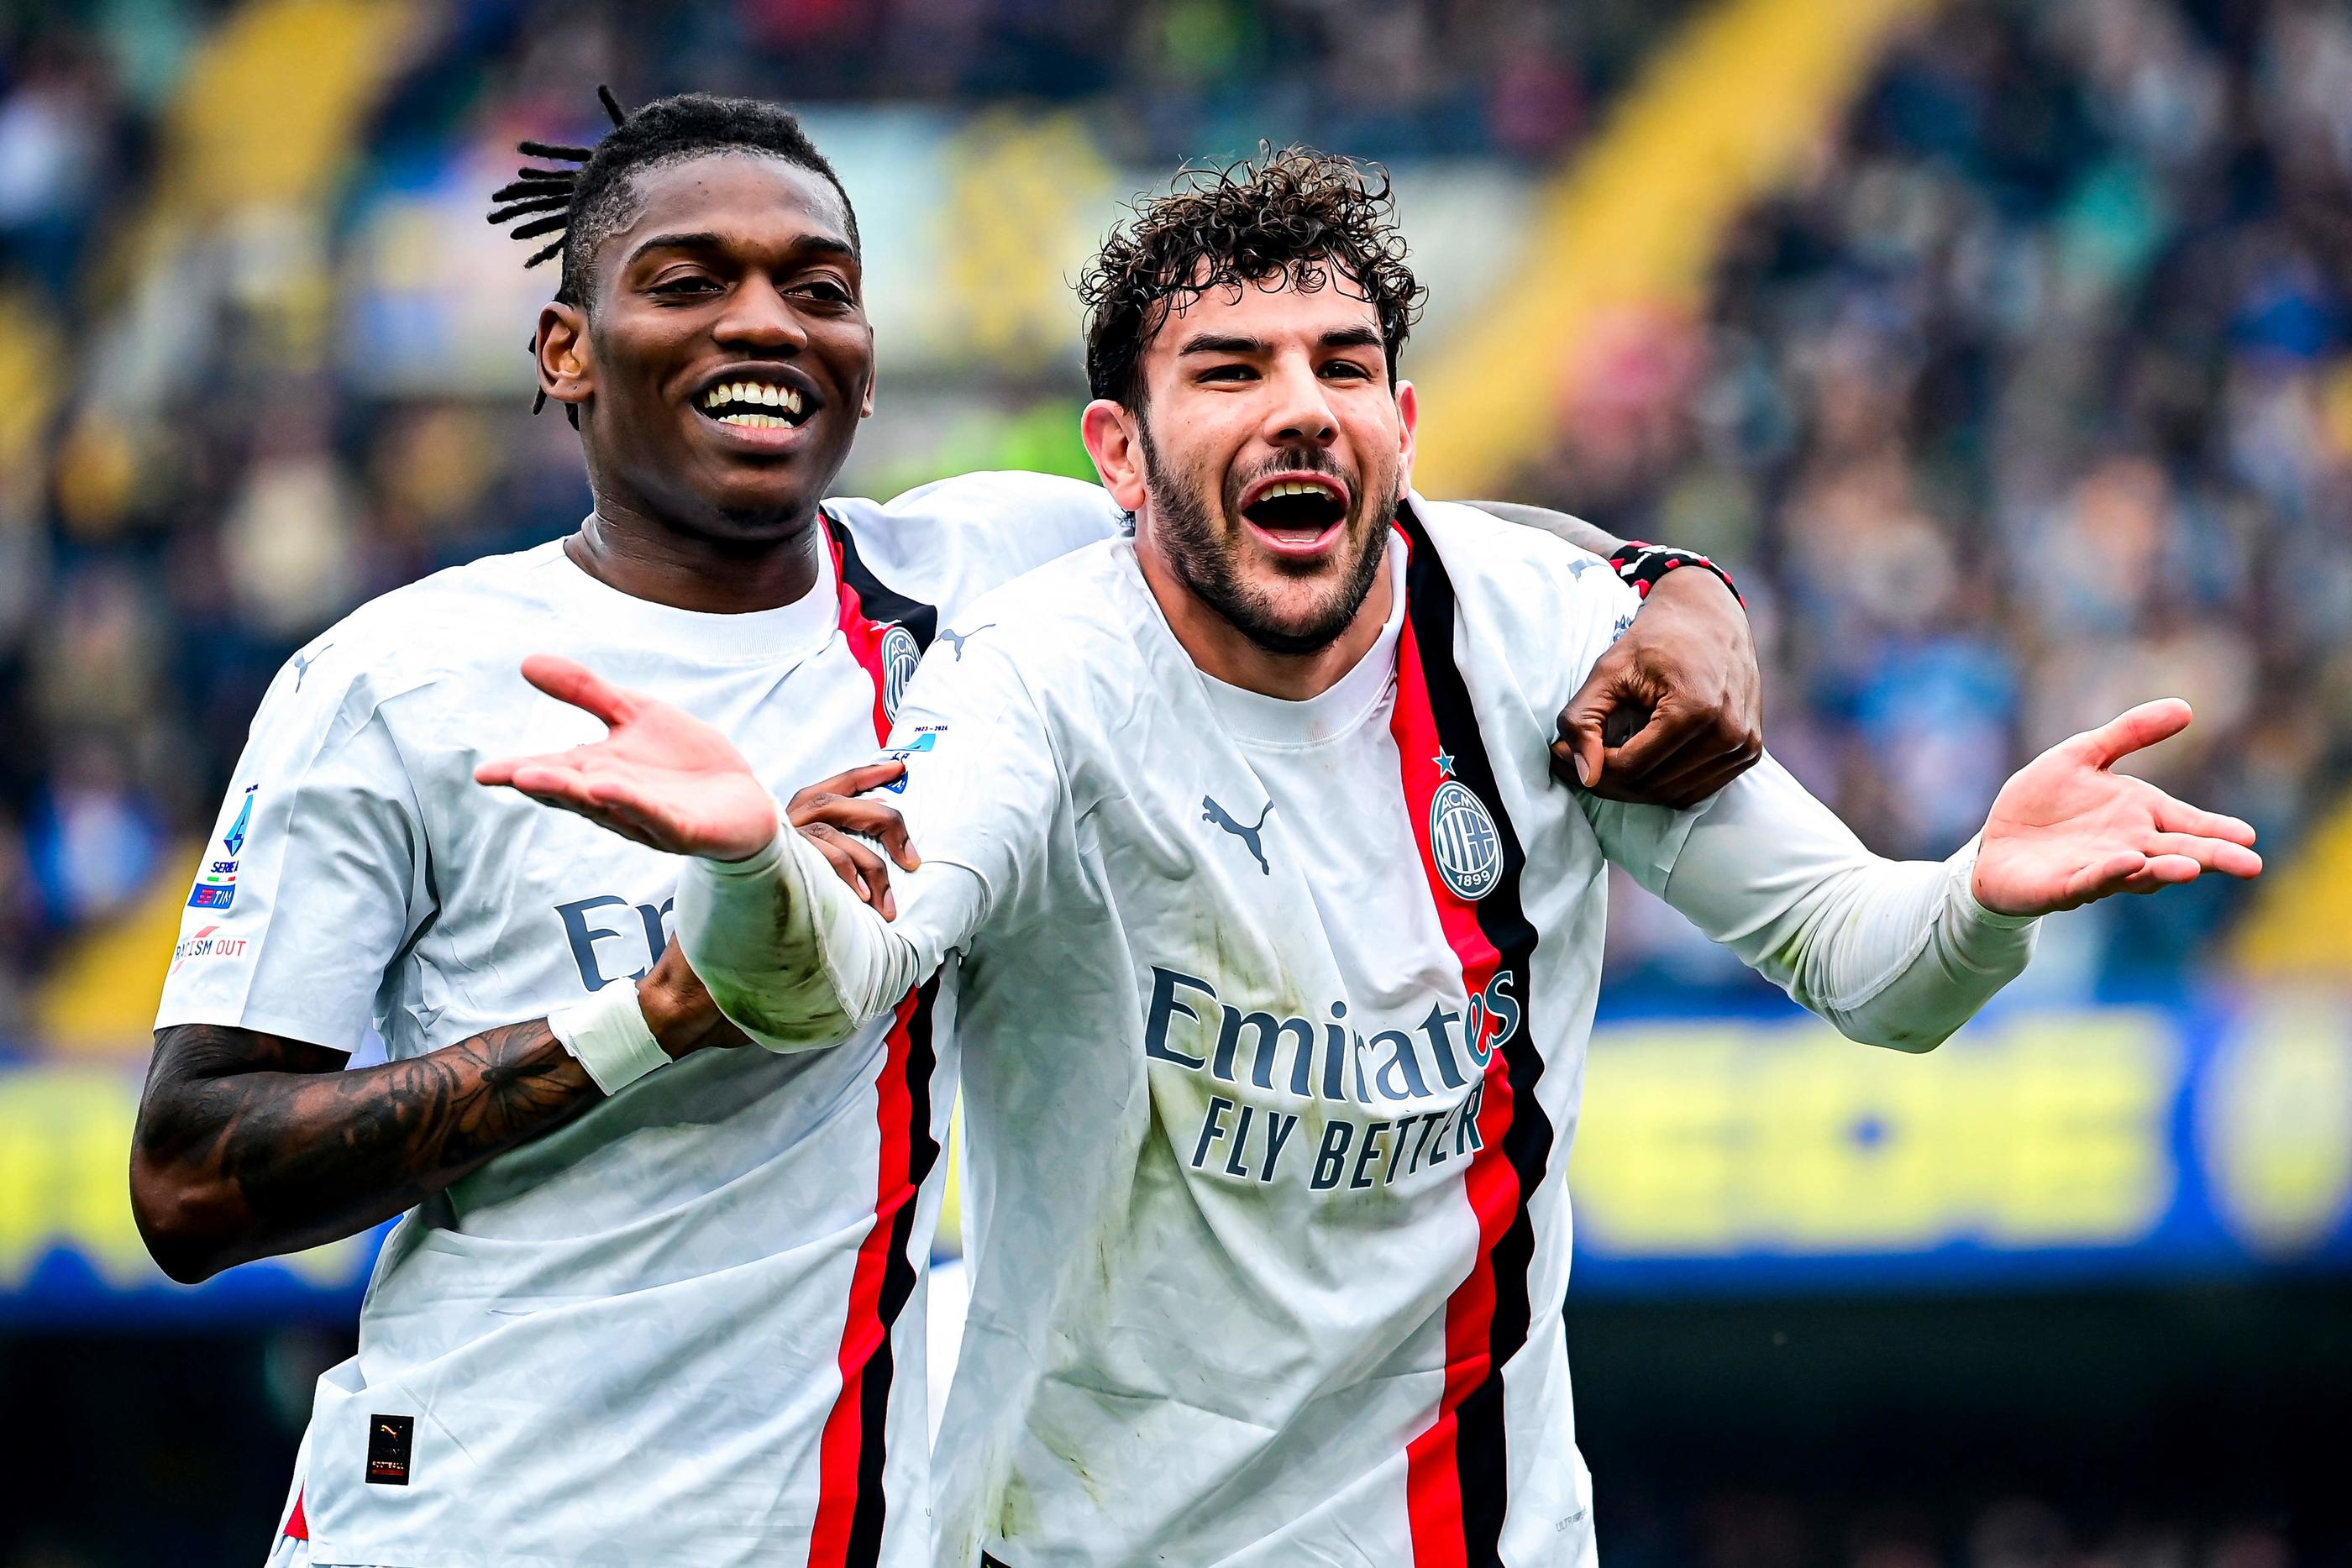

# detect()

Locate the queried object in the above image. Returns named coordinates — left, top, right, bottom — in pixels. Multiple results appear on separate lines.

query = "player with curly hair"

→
left=134, top=97, right=1767, bottom=1568
left=487, top=145, right=2258, bottom=1566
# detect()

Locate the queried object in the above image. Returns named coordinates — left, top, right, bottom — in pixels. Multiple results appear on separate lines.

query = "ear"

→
left=1081, top=399, right=1149, bottom=514
left=538, top=302, right=593, bottom=415
left=1394, top=378, right=1420, bottom=498
left=860, top=329, right=878, bottom=420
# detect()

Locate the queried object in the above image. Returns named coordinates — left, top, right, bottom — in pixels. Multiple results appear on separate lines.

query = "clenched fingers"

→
left=788, top=768, right=918, bottom=873
left=801, top=823, right=897, bottom=918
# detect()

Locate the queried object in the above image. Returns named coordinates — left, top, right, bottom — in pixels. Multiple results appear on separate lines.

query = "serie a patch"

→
left=189, top=784, right=257, bottom=909
left=367, top=1413, right=414, bottom=1485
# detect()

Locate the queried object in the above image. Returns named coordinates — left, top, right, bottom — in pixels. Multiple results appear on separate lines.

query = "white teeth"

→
left=717, top=412, right=790, bottom=428
left=703, top=380, right=806, bottom=419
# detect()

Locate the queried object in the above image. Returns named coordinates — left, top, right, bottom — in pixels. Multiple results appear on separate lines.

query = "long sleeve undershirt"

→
left=677, top=756, right=2037, bottom=1059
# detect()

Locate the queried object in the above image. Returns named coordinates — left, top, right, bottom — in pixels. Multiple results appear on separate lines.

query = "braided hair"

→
left=487, top=88, right=859, bottom=419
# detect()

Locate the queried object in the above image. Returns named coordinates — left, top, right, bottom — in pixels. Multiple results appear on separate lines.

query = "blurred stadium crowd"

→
left=1547, top=0, right=2352, bottom=997
left=1, top=4, right=2344, bottom=1567
left=1, top=0, right=2346, bottom=1027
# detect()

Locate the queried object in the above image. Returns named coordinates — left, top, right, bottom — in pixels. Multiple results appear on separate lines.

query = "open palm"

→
left=1972, top=699, right=2262, bottom=916
left=475, top=655, right=780, bottom=861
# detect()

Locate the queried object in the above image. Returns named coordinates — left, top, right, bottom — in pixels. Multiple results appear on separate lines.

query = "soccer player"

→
left=131, top=99, right=1760, bottom=1568
left=483, top=149, right=2263, bottom=1568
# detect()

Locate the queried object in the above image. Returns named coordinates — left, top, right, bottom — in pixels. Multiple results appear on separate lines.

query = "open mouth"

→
left=695, top=375, right=816, bottom=431
left=1239, top=476, right=1351, bottom=548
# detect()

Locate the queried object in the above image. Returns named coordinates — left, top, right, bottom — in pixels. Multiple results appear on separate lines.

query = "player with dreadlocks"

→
left=132, top=92, right=1762, bottom=1568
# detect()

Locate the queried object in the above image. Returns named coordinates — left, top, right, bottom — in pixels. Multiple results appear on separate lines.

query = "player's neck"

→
left=565, top=500, right=824, bottom=614
left=1137, top=536, right=1394, bottom=702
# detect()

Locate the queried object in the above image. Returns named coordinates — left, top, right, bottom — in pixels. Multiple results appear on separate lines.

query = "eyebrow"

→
left=1177, top=332, right=1269, bottom=357
left=1174, top=326, right=1383, bottom=357
left=625, top=230, right=858, bottom=266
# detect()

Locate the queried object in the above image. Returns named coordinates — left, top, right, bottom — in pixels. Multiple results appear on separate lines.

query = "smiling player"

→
left=482, top=149, right=2262, bottom=1568
left=133, top=96, right=1769, bottom=1568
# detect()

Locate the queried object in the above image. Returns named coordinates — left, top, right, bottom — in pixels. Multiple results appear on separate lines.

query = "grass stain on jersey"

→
left=1031, top=1410, right=1105, bottom=1506
left=995, top=1465, right=1038, bottom=1544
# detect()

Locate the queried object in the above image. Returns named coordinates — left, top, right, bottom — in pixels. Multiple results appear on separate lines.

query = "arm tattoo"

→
left=132, top=1019, right=602, bottom=1280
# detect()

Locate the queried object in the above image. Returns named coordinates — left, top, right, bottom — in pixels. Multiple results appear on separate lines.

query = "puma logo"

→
left=292, top=643, right=331, bottom=690
left=937, top=624, right=995, bottom=660
left=1201, top=795, right=1273, bottom=875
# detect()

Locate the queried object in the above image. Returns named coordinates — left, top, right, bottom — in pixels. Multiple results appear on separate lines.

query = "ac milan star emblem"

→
left=1430, top=779, right=1502, bottom=901
left=879, top=624, right=921, bottom=721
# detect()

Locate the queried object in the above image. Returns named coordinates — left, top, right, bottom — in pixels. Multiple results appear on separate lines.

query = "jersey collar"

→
left=546, top=522, right=841, bottom=668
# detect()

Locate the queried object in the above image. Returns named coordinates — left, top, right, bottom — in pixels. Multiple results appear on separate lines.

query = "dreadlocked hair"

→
left=487, top=87, right=859, bottom=418
left=1078, top=145, right=1425, bottom=411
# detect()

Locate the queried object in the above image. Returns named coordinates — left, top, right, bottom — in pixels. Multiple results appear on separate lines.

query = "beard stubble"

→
left=1137, top=419, right=1396, bottom=658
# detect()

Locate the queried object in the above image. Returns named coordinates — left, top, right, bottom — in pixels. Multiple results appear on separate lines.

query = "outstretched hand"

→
left=1971, top=699, right=2262, bottom=916
left=475, top=656, right=782, bottom=861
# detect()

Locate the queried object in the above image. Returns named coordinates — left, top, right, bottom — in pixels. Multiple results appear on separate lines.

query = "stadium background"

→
left=3, top=0, right=2350, bottom=1562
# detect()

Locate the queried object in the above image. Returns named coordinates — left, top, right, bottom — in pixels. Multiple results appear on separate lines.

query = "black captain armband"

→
left=1606, top=541, right=1745, bottom=608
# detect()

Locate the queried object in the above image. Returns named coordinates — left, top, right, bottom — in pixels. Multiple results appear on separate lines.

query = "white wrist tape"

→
left=548, top=983, right=670, bottom=1095
left=1950, top=833, right=2040, bottom=931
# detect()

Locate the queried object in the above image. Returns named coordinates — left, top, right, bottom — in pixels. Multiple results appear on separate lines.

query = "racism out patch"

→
left=366, top=1414, right=414, bottom=1485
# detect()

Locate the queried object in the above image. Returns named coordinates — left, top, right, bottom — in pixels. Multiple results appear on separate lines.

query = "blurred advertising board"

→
left=3, top=998, right=2348, bottom=1324
left=1570, top=994, right=2352, bottom=1293
left=0, top=1066, right=376, bottom=1325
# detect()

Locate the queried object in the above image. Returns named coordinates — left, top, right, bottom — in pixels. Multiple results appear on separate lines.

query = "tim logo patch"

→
left=366, top=1413, right=414, bottom=1486
left=1430, top=780, right=1503, bottom=901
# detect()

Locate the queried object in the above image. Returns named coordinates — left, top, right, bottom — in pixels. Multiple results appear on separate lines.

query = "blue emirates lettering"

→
left=1159, top=965, right=1514, bottom=1193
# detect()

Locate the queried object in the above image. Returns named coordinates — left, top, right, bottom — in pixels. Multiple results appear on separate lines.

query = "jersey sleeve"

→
left=822, top=471, right=1126, bottom=612
left=677, top=621, right=1066, bottom=1052
left=155, top=653, right=428, bottom=1051
left=1583, top=758, right=2037, bottom=1051
left=881, top=622, right=1068, bottom=944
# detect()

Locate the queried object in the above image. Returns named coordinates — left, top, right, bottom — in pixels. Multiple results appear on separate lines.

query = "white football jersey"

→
left=816, top=501, right=2026, bottom=1568
left=154, top=473, right=1122, bottom=1568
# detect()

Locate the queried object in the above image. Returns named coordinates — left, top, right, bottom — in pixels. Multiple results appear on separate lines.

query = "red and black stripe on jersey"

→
left=811, top=511, right=944, bottom=1568
left=826, top=509, right=940, bottom=740
left=1390, top=500, right=1558, bottom=1568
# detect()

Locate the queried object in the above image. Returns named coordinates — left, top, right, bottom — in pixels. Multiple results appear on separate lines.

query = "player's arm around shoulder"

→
left=1462, top=496, right=1761, bottom=810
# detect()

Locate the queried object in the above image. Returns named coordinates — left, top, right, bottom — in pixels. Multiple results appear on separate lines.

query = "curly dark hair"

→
left=1079, top=146, right=1427, bottom=410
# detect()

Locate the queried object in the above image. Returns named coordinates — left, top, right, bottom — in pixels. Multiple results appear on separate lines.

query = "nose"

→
left=1258, top=354, right=1339, bottom=449
left=711, top=275, right=811, bottom=354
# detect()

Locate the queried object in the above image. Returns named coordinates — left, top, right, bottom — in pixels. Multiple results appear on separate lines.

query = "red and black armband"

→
left=1606, top=541, right=1745, bottom=607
